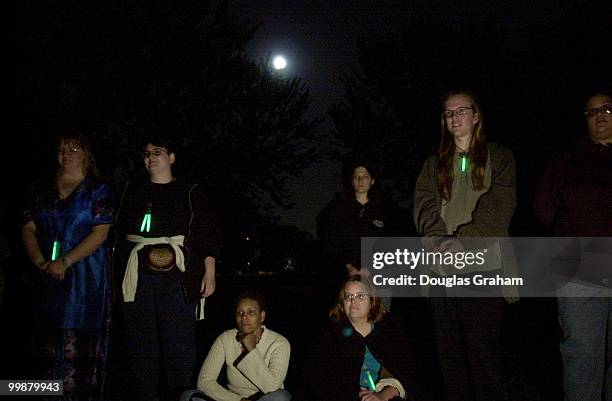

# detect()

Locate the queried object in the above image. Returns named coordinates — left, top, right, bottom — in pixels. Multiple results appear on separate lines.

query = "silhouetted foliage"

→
left=330, top=2, right=610, bottom=213
left=14, top=0, right=321, bottom=225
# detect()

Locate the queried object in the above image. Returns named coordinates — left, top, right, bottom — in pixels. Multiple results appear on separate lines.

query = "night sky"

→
left=227, top=0, right=610, bottom=234
left=10, top=0, right=612, bottom=236
left=228, top=0, right=419, bottom=235
left=229, top=1, right=427, bottom=234
left=4, top=0, right=611, bottom=394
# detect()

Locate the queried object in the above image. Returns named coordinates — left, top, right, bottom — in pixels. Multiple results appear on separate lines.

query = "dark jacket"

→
left=298, top=315, right=430, bottom=401
left=324, top=194, right=388, bottom=271
left=534, top=140, right=612, bottom=236
left=113, top=178, right=222, bottom=303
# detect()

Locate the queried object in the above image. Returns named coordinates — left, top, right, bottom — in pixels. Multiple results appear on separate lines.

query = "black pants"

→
left=431, top=296, right=505, bottom=401
left=122, top=271, right=197, bottom=401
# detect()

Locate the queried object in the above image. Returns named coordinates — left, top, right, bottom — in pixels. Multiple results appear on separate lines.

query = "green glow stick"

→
left=460, top=154, right=468, bottom=173
left=139, top=214, right=147, bottom=232
left=366, top=370, right=376, bottom=391
left=51, top=240, right=60, bottom=261
left=140, top=213, right=151, bottom=233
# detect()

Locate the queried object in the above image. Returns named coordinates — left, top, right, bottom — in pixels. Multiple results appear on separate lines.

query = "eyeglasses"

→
left=442, top=107, right=474, bottom=119
left=343, top=292, right=370, bottom=302
left=58, top=146, right=82, bottom=155
left=141, top=149, right=169, bottom=159
left=584, top=104, right=612, bottom=118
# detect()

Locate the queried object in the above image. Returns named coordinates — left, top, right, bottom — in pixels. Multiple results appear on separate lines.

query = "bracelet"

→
left=61, top=257, right=71, bottom=269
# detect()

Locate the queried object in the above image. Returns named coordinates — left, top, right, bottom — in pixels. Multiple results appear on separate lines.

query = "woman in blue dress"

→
left=21, top=132, right=113, bottom=400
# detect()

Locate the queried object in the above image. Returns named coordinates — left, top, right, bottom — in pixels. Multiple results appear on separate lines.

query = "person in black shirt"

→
left=323, top=163, right=387, bottom=280
left=298, top=276, right=429, bottom=401
left=113, top=136, right=222, bottom=401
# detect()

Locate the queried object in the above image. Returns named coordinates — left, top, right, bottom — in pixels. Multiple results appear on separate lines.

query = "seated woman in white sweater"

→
left=181, top=291, right=291, bottom=401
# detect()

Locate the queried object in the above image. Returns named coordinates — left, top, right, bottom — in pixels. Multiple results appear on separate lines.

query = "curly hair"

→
left=234, top=290, right=267, bottom=313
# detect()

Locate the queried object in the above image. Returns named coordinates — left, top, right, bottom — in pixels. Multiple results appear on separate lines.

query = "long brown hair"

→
left=437, top=90, right=488, bottom=201
left=329, top=276, right=386, bottom=325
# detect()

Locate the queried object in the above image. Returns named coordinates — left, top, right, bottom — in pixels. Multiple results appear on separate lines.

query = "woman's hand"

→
left=346, top=264, right=371, bottom=278
left=359, top=386, right=400, bottom=401
left=46, top=259, right=69, bottom=280
left=346, top=263, right=360, bottom=276
left=237, top=332, right=258, bottom=352
left=436, top=237, right=464, bottom=253
left=200, top=271, right=216, bottom=298
left=200, top=256, right=216, bottom=297
left=359, top=388, right=385, bottom=401
left=36, top=260, right=51, bottom=271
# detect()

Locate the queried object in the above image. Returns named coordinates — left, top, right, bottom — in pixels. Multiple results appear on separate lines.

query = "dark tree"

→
left=329, top=2, right=610, bottom=207
left=14, top=0, right=321, bottom=226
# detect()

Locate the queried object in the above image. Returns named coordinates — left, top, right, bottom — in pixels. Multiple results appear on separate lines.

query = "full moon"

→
left=273, top=55, right=287, bottom=70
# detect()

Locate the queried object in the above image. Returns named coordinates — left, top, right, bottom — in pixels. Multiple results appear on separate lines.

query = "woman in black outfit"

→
left=299, top=276, right=428, bottom=401
left=113, top=136, right=222, bottom=401
left=324, top=163, right=388, bottom=279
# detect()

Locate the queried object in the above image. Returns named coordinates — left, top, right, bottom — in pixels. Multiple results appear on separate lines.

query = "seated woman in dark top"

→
left=299, top=276, right=429, bottom=401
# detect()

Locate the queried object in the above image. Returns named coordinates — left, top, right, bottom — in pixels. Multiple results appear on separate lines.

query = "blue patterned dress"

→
left=24, top=178, right=113, bottom=401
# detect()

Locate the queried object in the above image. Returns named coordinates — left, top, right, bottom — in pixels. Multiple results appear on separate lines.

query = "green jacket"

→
left=413, top=142, right=519, bottom=302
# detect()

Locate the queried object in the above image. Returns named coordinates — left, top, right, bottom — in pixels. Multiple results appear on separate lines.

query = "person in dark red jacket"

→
left=534, top=91, right=612, bottom=401
left=298, top=276, right=429, bottom=401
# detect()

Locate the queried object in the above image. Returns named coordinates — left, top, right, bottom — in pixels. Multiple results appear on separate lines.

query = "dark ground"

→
left=1, top=259, right=563, bottom=401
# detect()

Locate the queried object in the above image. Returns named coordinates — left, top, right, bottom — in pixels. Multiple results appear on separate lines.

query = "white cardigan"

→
left=197, top=326, right=291, bottom=401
